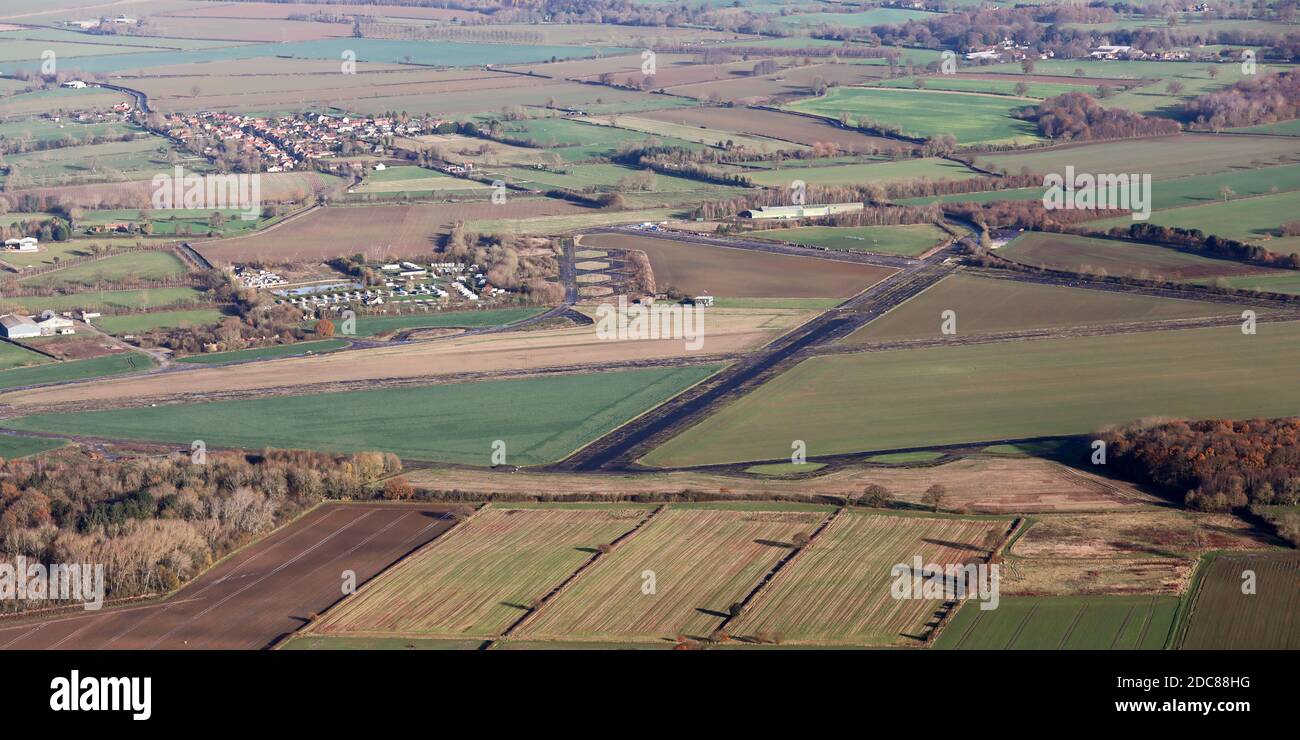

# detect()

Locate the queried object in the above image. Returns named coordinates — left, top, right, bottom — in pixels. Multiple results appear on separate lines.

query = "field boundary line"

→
left=713, top=506, right=842, bottom=641
left=492, top=504, right=666, bottom=645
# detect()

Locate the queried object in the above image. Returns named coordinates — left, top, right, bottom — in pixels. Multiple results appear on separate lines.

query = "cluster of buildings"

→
left=738, top=203, right=864, bottom=220
left=233, top=266, right=287, bottom=289
left=0, top=311, right=76, bottom=339
left=964, top=39, right=1052, bottom=62
left=162, top=111, right=435, bottom=172
left=1088, top=45, right=1189, bottom=61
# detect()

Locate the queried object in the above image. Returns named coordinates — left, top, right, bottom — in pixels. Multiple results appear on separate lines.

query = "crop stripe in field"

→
left=714, top=507, right=842, bottom=638
left=1005, top=603, right=1039, bottom=649
left=948, top=607, right=984, bottom=650
left=1057, top=604, right=1088, bottom=650
left=1109, top=606, right=1138, bottom=650
left=493, top=505, right=666, bottom=644
left=1134, top=594, right=1159, bottom=649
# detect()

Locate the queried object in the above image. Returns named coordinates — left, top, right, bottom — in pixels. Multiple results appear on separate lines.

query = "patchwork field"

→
left=744, top=224, right=949, bottom=256
left=516, top=507, right=827, bottom=643
left=844, top=273, right=1241, bottom=343
left=310, top=506, right=650, bottom=638
left=1177, top=552, right=1300, bottom=649
left=725, top=511, right=1008, bottom=646
left=3, top=365, right=720, bottom=464
left=644, top=322, right=1300, bottom=466
left=935, top=595, right=1180, bottom=650
left=578, top=232, right=894, bottom=298
left=786, top=87, right=1041, bottom=145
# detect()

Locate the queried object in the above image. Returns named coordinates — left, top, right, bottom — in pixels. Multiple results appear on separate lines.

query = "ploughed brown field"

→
left=0, top=503, right=467, bottom=650
left=579, top=232, right=895, bottom=298
left=637, top=106, right=909, bottom=152
left=197, top=200, right=588, bottom=263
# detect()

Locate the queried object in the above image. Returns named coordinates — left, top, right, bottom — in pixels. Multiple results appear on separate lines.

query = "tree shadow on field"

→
left=754, top=539, right=795, bottom=549
left=500, top=602, right=531, bottom=612
left=922, top=538, right=983, bottom=553
left=695, top=607, right=729, bottom=619
left=575, top=547, right=598, bottom=554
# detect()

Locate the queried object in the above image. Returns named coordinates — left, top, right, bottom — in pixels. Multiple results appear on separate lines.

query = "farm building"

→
left=1, top=312, right=75, bottom=338
left=3, top=237, right=39, bottom=252
left=738, top=203, right=864, bottom=220
left=61, top=80, right=88, bottom=89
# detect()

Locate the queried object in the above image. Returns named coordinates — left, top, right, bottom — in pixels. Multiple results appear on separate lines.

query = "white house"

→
left=3, top=237, right=39, bottom=252
left=61, top=80, right=88, bottom=89
left=35, top=311, right=75, bottom=336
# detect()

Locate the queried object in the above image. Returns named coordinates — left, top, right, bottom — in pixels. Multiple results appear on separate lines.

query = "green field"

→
left=0, top=352, right=153, bottom=391
left=20, top=251, right=188, bottom=289
left=2, top=287, right=208, bottom=313
left=845, top=273, right=1239, bottom=343
left=0, top=340, right=51, bottom=372
left=1177, top=552, right=1300, bottom=649
left=175, top=339, right=351, bottom=364
left=0, top=434, right=67, bottom=460
left=643, top=322, right=1300, bottom=466
left=744, top=462, right=827, bottom=475
left=980, top=134, right=1300, bottom=180
left=1230, top=119, right=1300, bottom=137
left=934, top=595, right=1180, bottom=649
left=1191, top=271, right=1300, bottom=295
left=786, top=87, right=1041, bottom=145
left=746, top=158, right=980, bottom=187
left=77, top=208, right=269, bottom=236
left=350, top=307, right=546, bottom=337
left=874, top=75, right=1097, bottom=100
left=94, top=308, right=228, bottom=334
left=503, top=117, right=700, bottom=161
left=1090, top=189, right=1300, bottom=246
left=4, top=365, right=720, bottom=464
left=0, top=136, right=200, bottom=188
left=745, top=224, right=949, bottom=256
left=1000, top=231, right=1288, bottom=282
left=355, top=166, right=489, bottom=193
